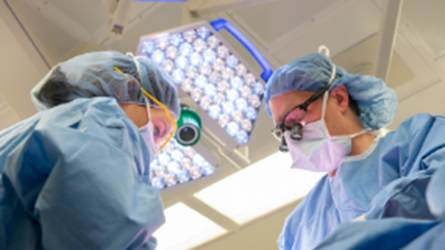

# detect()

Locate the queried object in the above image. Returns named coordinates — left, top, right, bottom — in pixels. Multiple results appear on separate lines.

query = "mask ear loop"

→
left=321, top=63, right=337, bottom=120
left=114, top=66, right=178, bottom=151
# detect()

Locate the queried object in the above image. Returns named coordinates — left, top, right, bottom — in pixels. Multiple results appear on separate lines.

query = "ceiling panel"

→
left=273, top=0, right=380, bottom=65
left=47, top=0, right=107, bottom=33
left=230, top=0, right=341, bottom=48
left=9, top=0, right=82, bottom=65
left=332, top=34, right=416, bottom=89
left=105, top=3, right=184, bottom=53
left=402, top=0, right=445, bottom=56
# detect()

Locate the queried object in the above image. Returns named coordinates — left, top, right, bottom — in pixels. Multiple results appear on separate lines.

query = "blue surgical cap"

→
left=264, top=53, right=398, bottom=130
left=31, top=51, right=180, bottom=119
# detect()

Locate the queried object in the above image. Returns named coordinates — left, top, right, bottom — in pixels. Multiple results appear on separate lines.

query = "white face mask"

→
left=285, top=91, right=367, bottom=172
left=139, top=98, right=158, bottom=163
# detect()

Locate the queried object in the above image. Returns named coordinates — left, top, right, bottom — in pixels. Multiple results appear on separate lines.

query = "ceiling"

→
left=1, top=0, right=444, bottom=249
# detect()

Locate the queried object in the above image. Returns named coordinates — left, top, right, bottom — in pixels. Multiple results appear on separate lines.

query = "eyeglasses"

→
left=114, top=67, right=178, bottom=151
left=271, top=83, right=330, bottom=141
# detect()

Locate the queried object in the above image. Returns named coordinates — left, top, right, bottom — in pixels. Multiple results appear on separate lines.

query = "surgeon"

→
left=264, top=53, right=445, bottom=250
left=0, top=51, right=180, bottom=249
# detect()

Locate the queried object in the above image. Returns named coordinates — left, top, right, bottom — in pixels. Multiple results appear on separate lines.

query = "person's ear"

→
left=330, top=85, right=349, bottom=114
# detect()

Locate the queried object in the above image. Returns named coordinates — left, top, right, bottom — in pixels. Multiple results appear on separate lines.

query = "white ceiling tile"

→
left=231, top=0, right=342, bottom=48
left=9, top=0, right=82, bottom=65
left=46, top=0, right=107, bottom=34
left=402, top=0, right=445, bottom=56
left=274, top=0, right=380, bottom=65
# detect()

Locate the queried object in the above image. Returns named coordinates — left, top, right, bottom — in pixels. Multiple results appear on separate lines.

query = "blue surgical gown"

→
left=278, top=113, right=445, bottom=250
left=0, top=97, right=165, bottom=250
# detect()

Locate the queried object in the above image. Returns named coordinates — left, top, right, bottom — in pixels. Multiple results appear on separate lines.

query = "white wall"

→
left=0, top=1, right=47, bottom=128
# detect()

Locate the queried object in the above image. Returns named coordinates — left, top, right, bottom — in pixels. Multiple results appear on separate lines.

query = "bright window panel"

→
left=194, top=152, right=325, bottom=224
left=153, top=202, right=227, bottom=250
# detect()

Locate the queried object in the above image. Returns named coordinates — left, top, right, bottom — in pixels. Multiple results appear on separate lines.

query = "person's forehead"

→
left=269, top=90, right=313, bottom=124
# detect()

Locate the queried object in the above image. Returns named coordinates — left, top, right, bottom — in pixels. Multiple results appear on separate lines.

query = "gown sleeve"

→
left=5, top=99, right=165, bottom=250
left=313, top=114, right=445, bottom=250
left=365, top=114, right=445, bottom=220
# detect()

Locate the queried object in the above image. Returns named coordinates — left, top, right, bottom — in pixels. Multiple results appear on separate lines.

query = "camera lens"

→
left=179, top=126, right=196, bottom=142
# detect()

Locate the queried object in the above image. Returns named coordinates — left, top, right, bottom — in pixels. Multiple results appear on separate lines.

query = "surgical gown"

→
left=0, top=97, right=165, bottom=250
left=278, top=113, right=445, bottom=250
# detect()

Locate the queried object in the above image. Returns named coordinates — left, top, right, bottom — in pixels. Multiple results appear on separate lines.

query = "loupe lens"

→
left=179, top=126, right=196, bottom=142
left=279, top=136, right=288, bottom=152
left=272, top=129, right=283, bottom=141
left=290, top=124, right=303, bottom=140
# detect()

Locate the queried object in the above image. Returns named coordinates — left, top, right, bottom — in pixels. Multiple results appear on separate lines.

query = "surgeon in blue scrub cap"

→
left=0, top=51, right=180, bottom=250
left=265, top=53, right=445, bottom=250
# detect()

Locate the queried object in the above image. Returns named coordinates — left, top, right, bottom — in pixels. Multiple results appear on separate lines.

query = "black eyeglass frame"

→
left=271, top=83, right=331, bottom=140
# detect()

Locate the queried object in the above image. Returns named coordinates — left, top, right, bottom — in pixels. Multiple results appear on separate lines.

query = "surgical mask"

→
left=285, top=91, right=367, bottom=172
left=139, top=98, right=158, bottom=163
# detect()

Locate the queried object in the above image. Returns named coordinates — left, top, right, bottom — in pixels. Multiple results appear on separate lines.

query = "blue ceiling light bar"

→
left=209, top=19, right=273, bottom=82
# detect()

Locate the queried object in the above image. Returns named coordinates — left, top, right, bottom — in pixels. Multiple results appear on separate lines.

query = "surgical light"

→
left=137, top=19, right=273, bottom=146
left=149, top=139, right=215, bottom=190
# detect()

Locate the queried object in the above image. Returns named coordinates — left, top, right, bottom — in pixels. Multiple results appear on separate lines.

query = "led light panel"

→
left=153, top=202, right=227, bottom=250
left=150, top=139, right=215, bottom=190
left=194, top=152, right=325, bottom=224
left=137, top=24, right=265, bottom=145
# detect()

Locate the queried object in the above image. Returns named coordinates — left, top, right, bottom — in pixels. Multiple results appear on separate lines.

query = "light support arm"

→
left=374, top=0, right=404, bottom=82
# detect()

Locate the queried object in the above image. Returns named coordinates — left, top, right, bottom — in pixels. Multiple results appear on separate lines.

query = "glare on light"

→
left=153, top=203, right=227, bottom=250
left=226, top=89, right=239, bottom=102
left=183, top=30, right=196, bottom=43
left=200, top=96, right=212, bottom=110
left=203, top=48, right=217, bottom=63
left=175, top=56, right=189, bottom=69
left=171, top=69, right=185, bottom=84
left=226, top=55, right=239, bottom=68
left=208, top=105, right=221, bottom=120
left=194, top=152, right=325, bottom=224
left=186, top=66, right=198, bottom=79
left=179, top=43, right=193, bottom=57
left=213, top=58, right=225, bottom=72
left=200, top=63, right=212, bottom=76
left=217, top=80, right=229, bottom=93
left=218, top=114, right=230, bottom=127
left=244, top=73, right=255, bottom=86
left=221, top=67, right=234, bottom=81
left=226, top=122, right=239, bottom=137
left=191, top=88, right=203, bottom=102
left=235, top=130, right=248, bottom=144
left=166, top=46, right=178, bottom=59
left=217, top=45, right=229, bottom=59
left=143, top=41, right=155, bottom=55
left=190, top=52, right=203, bottom=66
left=169, top=33, right=183, bottom=47
left=204, top=84, right=217, bottom=98
left=181, top=79, right=193, bottom=93
left=241, top=119, right=252, bottom=132
left=151, top=50, right=165, bottom=64
left=235, top=64, right=247, bottom=76
left=197, top=26, right=211, bottom=40
left=150, top=140, right=216, bottom=190
left=193, top=39, right=207, bottom=53
left=214, top=93, right=225, bottom=105
left=194, top=75, right=208, bottom=89
left=245, top=107, right=257, bottom=120
left=207, top=36, right=220, bottom=49
left=222, top=101, right=235, bottom=115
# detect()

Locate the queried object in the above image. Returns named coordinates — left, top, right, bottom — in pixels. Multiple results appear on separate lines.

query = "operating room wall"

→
left=0, top=2, right=46, bottom=129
